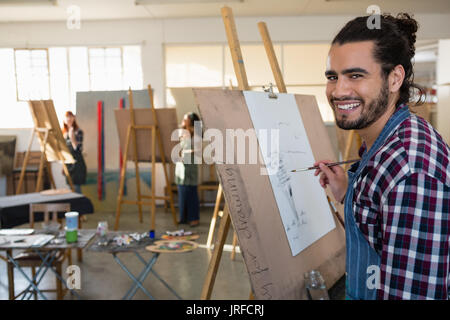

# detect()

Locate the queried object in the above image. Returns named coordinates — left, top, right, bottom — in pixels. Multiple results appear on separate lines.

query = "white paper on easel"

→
left=243, top=91, right=336, bottom=256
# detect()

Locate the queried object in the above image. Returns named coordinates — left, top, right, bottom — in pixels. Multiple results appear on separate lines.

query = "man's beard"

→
left=333, top=82, right=389, bottom=130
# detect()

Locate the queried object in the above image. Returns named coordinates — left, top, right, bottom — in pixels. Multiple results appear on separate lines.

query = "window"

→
left=88, top=47, right=123, bottom=91
left=14, top=49, right=51, bottom=101
left=165, top=43, right=334, bottom=122
left=69, top=47, right=89, bottom=110
left=0, top=45, right=143, bottom=128
left=224, top=44, right=282, bottom=87
left=166, top=45, right=223, bottom=88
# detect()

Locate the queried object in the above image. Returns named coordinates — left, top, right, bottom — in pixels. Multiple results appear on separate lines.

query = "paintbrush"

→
left=290, top=159, right=360, bottom=172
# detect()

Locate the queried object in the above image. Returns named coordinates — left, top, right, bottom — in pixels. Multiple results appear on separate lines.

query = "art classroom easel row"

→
left=200, top=6, right=346, bottom=300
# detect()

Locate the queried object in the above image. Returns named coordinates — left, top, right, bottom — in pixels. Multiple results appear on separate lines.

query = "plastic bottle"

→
left=304, top=270, right=330, bottom=300
left=96, top=221, right=108, bottom=246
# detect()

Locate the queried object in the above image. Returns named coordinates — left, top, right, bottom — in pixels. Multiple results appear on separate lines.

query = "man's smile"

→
left=333, top=100, right=362, bottom=114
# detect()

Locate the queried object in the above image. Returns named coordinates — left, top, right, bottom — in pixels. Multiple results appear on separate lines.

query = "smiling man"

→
left=315, top=13, right=450, bottom=299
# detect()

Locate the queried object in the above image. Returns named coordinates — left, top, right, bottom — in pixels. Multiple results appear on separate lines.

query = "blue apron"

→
left=345, top=105, right=410, bottom=300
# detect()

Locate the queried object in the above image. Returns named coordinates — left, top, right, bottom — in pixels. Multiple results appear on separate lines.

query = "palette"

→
left=146, top=240, right=198, bottom=253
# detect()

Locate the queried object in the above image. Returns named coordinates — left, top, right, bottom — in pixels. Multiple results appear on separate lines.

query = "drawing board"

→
left=114, top=108, right=178, bottom=163
left=193, top=88, right=345, bottom=299
left=28, top=100, right=74, bottom=164
left=244, top=91, right=336, bottom=256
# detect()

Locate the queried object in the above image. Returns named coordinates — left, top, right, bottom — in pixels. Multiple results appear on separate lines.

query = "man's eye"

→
left=327, top=76, right=337, bottom=81
left=351, top=74, right=363, bottom=79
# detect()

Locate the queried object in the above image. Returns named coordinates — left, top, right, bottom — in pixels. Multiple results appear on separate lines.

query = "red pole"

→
left=97, top=100, right=103, bottom=200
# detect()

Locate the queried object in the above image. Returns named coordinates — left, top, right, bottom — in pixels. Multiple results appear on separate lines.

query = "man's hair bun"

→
left=394, top=13, right=419, bottom=56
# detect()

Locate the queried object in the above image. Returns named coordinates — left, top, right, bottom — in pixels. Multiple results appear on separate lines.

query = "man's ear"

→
left=389, top=64, right=405, bottom=93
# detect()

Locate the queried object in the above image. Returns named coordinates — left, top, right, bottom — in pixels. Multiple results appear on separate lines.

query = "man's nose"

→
left=332, top=78, right=353, bottom=98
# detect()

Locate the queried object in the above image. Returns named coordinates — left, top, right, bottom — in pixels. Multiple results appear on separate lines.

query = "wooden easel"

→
left=114, top=85, right=178, bottom=231
left=201, top=7, right=345, bottom=300
left=342, top=130, right=362, bottom=171
left=16, top=100, right=74, bottom=194
left=200, top=7, right=248, bottom=300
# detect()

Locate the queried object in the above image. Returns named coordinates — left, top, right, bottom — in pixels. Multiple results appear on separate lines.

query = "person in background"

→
left=175, top=112, right=201, bottom=227
left=62, top=111, right=87, bottom=194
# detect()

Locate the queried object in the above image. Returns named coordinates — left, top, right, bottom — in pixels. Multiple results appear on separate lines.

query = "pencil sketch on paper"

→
left=244, top=91, right=336, bottom=256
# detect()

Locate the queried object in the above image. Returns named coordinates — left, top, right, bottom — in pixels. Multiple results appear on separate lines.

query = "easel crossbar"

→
left=131, top=125, right=157, bottom=130
left=120, top=200, right=162, bottom=206
left=140, top=195, right=171, bottom=200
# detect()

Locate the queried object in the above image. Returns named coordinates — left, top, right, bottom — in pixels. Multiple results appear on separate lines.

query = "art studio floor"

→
left=0, top=206, right=345, bottom=300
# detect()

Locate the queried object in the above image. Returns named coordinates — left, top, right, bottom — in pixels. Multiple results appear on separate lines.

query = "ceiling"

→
left=0, top=0, right=450, bottom=22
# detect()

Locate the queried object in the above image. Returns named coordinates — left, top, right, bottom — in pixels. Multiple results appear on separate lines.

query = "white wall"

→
left=1, top=13, right=450, bottom=115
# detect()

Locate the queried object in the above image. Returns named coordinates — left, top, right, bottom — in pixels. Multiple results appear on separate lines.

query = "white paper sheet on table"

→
left=0, top=234, right=54, bottom=248
left=243, top=91, right=336, bottom=256
left=0, top=229, right=34, bottom=236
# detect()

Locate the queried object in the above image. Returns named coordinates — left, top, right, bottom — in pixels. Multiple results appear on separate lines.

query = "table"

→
left=0, top=192, right=94, bottom=228
left=0, top=229, right=96, bottom=300
left=87, top=231, right=182, bottom=300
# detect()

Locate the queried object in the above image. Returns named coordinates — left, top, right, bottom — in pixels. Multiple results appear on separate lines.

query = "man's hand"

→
left=314, top=160, right=348, bottom=203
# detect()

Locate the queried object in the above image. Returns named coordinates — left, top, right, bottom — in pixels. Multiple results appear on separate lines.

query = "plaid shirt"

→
left=350, top=105, right=450, bottom=299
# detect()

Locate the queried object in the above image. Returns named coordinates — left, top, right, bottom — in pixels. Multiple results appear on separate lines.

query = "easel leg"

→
left=131, top=127, right=144, bottom=224
left=156, top=126, right=178, bottom=226
left=35, top=130, right=49, bottom=192
left=343, top=130, right=362, bottom=171
left=7, top=250, right=15, bottom=300
left=45, top=158, right=56, bottom=189
left=16, top=129, right=35, bottom=194
left=343, top=130, right=354, bottom=171
left=134, top=161, right=143, bottom=223
left=162, top=161, right=178, bottom=227
left=77, top=216, right=83, bottom=262
left=200, top=203, right=231, bottom=300
left=150, top=126, right=156, bottom=230
left=62, top=163, right=75, bottom=192
left=230, top=231, right=238, bottom=261
left=159, top=138, right=177, bottom=224
left=115, top=126, right=132, bottom=231
left=327, top=196, right=345, bottom=229
left=206, top=184, right=223, bottom=248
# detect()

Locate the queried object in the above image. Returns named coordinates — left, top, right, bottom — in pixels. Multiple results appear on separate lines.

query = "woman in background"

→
left=175, top=112, right=201, bottom=227
left=62, top=111, right=86, bottom=194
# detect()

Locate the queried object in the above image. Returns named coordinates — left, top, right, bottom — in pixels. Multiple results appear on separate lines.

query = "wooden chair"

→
left=164, top=163, right=220, bottom=208
left=7, top=203, right=71, bottom=300
left=198, top=164, right=219, bottom=206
